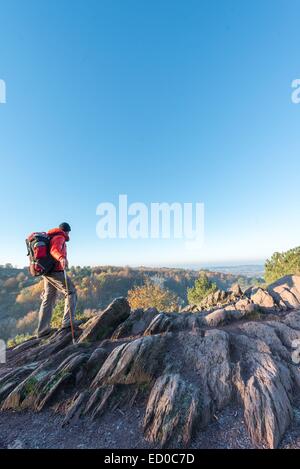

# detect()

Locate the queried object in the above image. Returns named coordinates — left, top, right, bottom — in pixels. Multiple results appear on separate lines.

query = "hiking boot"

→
left=37, top=328, right=55, bottom=339
left=59, top=321, right=82, bottom=338
left=60, top=320, right=82, bottom=331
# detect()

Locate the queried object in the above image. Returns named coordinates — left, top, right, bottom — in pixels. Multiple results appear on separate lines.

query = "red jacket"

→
left=48, top=228, right=69, bottom=271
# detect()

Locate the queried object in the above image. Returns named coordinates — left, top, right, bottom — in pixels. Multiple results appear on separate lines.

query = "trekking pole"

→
left=64, top=269, right=76, bottom=345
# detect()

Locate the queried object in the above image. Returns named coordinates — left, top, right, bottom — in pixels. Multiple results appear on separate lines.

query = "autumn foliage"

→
left=127, top=280, right=180, bottom=311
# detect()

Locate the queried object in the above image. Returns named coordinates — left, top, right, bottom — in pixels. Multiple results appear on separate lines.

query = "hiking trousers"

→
left=37, top=271, right=77, bottom=335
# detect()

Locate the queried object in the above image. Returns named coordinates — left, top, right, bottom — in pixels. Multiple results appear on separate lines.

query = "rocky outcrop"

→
left=78, top=297, right=130, bottom=343
left=143, top=373, right=200, bottom=447
left=268, top=275, right=300, bottom=309
left=111, top=307, right=159, bottom=339
left=184, top=276, right=300, bottom=325
left=251, top=288, right=278, bottom=312
left=196, top=283, right=244, bottom=311
left=92, top=335, right=166, bottom=386
left=1, top=276, right=300, bottom=449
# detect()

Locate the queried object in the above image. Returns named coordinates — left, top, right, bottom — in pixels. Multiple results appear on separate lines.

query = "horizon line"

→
left=2, top=260, right=266, bottom=271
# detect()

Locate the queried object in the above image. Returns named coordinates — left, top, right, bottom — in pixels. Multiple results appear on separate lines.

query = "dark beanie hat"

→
left=59, top=222, right=71, bottom=232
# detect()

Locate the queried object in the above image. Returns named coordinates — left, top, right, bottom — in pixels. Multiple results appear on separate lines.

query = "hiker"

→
left=37, top=222, right=78, bottom=338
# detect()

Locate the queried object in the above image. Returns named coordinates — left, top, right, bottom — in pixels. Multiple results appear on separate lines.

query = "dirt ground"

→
left=1, top=403, right=300, bottom=449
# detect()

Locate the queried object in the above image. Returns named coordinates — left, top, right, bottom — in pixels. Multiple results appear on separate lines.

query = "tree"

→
left=187, top=273, right=217, bottom=305
left=16, top=281, right=44, bottom=308
left=265, top=246, right=300, bottom=284
left=127, top=280, right=179, bottom=312
left=16, top=310, right=38, bottom=335
left=3, top=277, right=18, bottom=290
left=16, top=272, right=26, bottom=283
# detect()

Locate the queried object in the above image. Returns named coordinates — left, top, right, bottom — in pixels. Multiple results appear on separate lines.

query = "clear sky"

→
left=0, top=0, right=300, bottom=268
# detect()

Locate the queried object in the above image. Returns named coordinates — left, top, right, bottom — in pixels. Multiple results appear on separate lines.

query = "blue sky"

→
left=0, top=0, right=300, bottom=268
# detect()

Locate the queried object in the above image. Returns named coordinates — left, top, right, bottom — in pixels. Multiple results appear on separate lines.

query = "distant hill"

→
left=178, top=263, right=265, bottom=278
left=206, top=264, right=265, bottom=278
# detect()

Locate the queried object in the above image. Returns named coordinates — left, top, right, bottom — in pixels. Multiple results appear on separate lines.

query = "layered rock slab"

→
left=1, top=286, right=300, bottom=448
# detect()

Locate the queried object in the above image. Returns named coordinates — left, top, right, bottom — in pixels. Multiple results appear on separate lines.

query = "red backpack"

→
left=26, top=232, right=55, bottom=277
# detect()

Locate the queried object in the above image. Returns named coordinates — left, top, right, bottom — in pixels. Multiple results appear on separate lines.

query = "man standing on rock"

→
left=37, top=222, right=78, bottom=338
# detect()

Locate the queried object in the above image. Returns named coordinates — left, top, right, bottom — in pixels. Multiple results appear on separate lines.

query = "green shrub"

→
left=265, top=246, right=300, bottom=284
left=7, top=333, right=33, bottom=348
left=187, top=273, right=217, bottom=305
left=50, top=299, right=90, bottom=328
